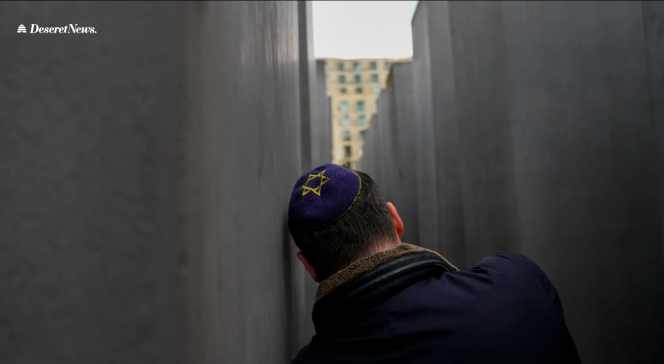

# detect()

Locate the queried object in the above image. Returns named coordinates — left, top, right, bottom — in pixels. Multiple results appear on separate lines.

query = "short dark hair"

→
left=288, top=170, right=397, bottom=281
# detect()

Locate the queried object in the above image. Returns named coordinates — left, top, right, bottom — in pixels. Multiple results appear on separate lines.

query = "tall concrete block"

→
left=411, top=5, right=438, bottom=253
left=358, top=115, right=379, bottom=178
left=0, top=2, right=183, bottom=364
left=389, top=64, right=419, bottom=245
left=368, top=116, right=379, bottom=179
left=312, top=60, right=332, bottom=168
left=374, top=85, right=391, bottom=198
left=298, top=1, right=315, bottom=172
left=2, top=2, right=317, bottom=363
left=642, top=1, right=664, bottom=263
left=363, top=65, right=420, bottom=245
left=431, top=2, right=519, bottom=266
left=411, top=2, right=467, bottom=263
left=442, top=1, right=664, bottom=362
left=182, top=2, right=308, bottom=363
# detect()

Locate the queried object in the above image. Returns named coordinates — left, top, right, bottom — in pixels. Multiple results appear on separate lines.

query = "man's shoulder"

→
left=474, top=253, right=563, bottom=313
left=475, top=253, right=547, bottom=280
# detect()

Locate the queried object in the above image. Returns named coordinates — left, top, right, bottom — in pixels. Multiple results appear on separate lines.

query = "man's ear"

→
left=297, top=252, right=320, bottom=283
left=386, top=202, right=404, bottom=238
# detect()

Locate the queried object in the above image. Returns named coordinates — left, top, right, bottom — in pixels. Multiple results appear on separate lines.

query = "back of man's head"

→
left=288, top=166, right=398, bottom=281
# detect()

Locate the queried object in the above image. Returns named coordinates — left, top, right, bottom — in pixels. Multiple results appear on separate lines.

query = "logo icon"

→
left=17, top=24, right=26, bottom=33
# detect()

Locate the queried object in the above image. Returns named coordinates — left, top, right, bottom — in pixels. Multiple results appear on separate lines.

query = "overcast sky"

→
left=312, top=1, right=419, bottom=59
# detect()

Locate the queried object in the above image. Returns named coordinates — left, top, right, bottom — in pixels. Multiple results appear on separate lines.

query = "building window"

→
left=385, top=62, right=391, bottom=69
left=370, top=61, right=377, bottom=70
left=340, top=101, right=349, bottom=111
left=338, top=75, right=346, bottom=84
left=340, top=87, right=347, bottom=94
left=357, top=101, right=364, bottom=112
left=343, top=130, right=351, bottom=141
left=337, top=62, right=344, bottom=71
left=353, top=62, right=361, bottom=72
left=354, top=74, right=361, bottom=84
left=342, top=116, right=351, bottom=126
left=371, top=74, right=379, bottom=83
left=356, top=87, right=363, bottom=94
left=372, top=85, right=381, bottom=94
left=345, top=146, right=352, bottom=157
left=357, top=115, right=367, bottom=125
left=360, top=130, right=366, bottom=141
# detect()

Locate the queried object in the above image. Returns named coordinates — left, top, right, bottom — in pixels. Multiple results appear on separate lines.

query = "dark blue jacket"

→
left=293, top=245, right=580, bottom=363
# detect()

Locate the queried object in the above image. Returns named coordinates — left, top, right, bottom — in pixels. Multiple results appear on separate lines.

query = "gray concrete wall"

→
left=642, top=1, right=664, bottom=267
left=358, top=115, right=378, bottom=178
left=411, top=4, right=439, bottom=253
left=0, top=2, right=183, bottom=364
left=374, top=84, right=391, bottom=202
left=448, top=2, right=522, bottom=266
left=182, top=2, right=310, bottom=363
left=412, top=1, right=664, bottom=363
left=411, top=1, right=467, bottom=265
left=389, top=64, right=419, bottom=245
left=1, top=1, right=317, bottom=364
left=361, top=65, right=419, bottom=245
left=312, top=60, right=332, bottom=167
left=298, top=1, right=315, bottom=172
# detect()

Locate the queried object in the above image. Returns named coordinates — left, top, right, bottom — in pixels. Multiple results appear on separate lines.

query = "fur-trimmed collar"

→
left=316, top=243, right=458, bottom=302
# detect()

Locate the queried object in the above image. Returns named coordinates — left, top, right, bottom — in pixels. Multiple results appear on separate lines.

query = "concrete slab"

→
left=370, top=65, right=420, bottom=245
left=426, top=1, right=664, bottom=362
left=0, top=2, right=183, bottom=364
left=182, top=2, right=307, bottom=362
left=312, top=60, right=332, bottom=168
left=411, top=2, right=467, bottom=262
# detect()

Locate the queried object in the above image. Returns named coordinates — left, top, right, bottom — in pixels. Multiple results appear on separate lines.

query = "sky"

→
left=312, top=1, right=419, bottom=60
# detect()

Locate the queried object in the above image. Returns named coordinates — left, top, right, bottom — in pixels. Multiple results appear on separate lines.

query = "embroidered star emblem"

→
left=302, top=170, right=330, bottom=196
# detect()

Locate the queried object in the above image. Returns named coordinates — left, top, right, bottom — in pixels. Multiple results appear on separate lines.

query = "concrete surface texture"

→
left=360, top=64, right=420, bottom=245
left=642, top=1, right=664, bottom=262
left=0, top=2, right=183, bottom=364
left=372, top=83, right=390, bottom=208
left=413, top=1, right=664, bottom=363
left=357, top=114, right=378, bottom=177
left=182, top=1, right=312, bottom=363
left=298, top=1, right=315, bottom=172
left=1, top=1, right=318, bottom=364
left=410, top=2, right=441, bottom=255
left=449, top=2, right=663, bottom=362
left=410, top=1, right=468, bottom=264
left=312, top=60, right=333, bottom=168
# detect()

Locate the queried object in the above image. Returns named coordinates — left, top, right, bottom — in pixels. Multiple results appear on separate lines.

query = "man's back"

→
left=293, top=248, right=580, bottom=364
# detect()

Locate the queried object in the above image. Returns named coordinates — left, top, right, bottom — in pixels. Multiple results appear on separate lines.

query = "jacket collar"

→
left=313, top=243, right=458, bottom=333
left=316, top=243, right=457, bottom=302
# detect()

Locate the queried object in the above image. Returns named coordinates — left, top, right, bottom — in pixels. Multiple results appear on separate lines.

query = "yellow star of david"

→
left=302, top=170, right=330, bottom=196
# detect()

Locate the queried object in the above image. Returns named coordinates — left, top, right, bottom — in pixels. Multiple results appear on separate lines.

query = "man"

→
left=288, top=164, right=580, bottom=364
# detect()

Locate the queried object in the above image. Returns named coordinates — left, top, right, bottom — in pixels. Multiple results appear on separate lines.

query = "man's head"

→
left=288, top=164, right=403, bottom=282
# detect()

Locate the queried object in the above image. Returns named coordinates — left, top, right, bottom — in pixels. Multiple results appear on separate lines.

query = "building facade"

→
left=323, top=58, right=409, bottom=168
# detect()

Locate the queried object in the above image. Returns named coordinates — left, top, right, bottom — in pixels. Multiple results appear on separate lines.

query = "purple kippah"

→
left=288, top=163, right=362, bottom=229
